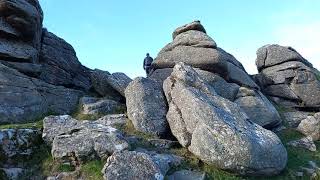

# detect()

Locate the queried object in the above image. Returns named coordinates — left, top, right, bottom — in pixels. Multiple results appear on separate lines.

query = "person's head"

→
left=146, top=53, right=150, bottom=57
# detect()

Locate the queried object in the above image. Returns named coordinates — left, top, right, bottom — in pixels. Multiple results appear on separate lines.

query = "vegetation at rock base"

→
left=81, top=160, right=105, bottom=180
left=0, top=120, right=43, bottom=130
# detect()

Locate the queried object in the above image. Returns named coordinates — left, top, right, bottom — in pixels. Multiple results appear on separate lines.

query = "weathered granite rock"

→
left=0, top=129, right=42, bottom=166
left=152, top=21, right=258, bottom=89
left=149, top=68, right=240, bottom=101
left=39, top=29, right=92, bottom=90
left=168, top=170, right=206, bottom=180
left=0, top=63, right=84, bottom=124
left=96, top=114, right=127, bottom=127
left=255, top=44, right=320, bottom=109
left=102, top=150, right=182, bottom=180
left=91, top=69, right=130, bottom=99
left=79, top=96, right=125, bottom=116
left=0, top=167, right=24, bottom=180
left=282, top=111, right=310, bottom=128
left=90, top=70, right=121, bottom=100
left=42, top=115, right=129, bottom=164
left=0, top=0, right=43, bottom=63
left=287, top=136, right=316, bottom=152
left=135, top=148, right=183, bottom=175
left=163, top=63, right=287, bottom=176
left=172, top=20, right=206, bottom=40
left=256, top=44, right=311, bottom=71
left=147, top=139, right=180, bottom=149
left=102, top=151, right=164, bottom=180
left=0, top=1, right=92, bottom=124
left=297, top=113, right=320, bottom=141
left=234, top=87, right=282, bottom=128
left=125, top=77, right=168, bottom=136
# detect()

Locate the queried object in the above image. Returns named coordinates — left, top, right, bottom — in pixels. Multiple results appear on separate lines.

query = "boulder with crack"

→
left=125, top=77, right=168, bottom=137
left=42, top=115, right=129, bottom=165
left=163, top=63, right=287, bottom=176
left=91, top=69, right=132, bottom=99
left=255, top=44, right=320, bottom=109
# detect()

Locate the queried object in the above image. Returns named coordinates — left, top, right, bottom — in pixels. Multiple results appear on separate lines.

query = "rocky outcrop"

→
left=125, top=77, right=168, bottom=136
left=79, top=96, right=125, bottom=116
left=0, top=129, right=41, bottom=165
left=287, top=136, right=316, bottom=152
left=0, top=63, right=83, bottom=124
left=297, top=113, right=320, bottom=141
left=152, top=21, right=257, bottom=88
left=102, top=150, right=182, bottom=180
left=234, top=87, right=282, bottom=128
left=282, top=111, right=310, bottom=128
left=91, top=69, right=131, bottom=100
left=38, top=29, right=92, bottom=90
left=0, top=128, right=42, bottom=179
left=0, top=0, right=43, bottom=63
left=150, top=21, right=281, bottom=128
left=0, top=0, right=95, bottom=124
left=42, top=115, right=129, bottom=165
left=163, top=63, right=287, bottom=175
left=255, top=44, right=320, bottom=109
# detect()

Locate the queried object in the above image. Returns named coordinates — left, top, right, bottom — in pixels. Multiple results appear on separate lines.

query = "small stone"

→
left=287, top=136, right=317, bottom=152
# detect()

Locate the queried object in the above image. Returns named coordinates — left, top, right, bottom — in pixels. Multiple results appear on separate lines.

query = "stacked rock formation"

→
left=0, top=0, right=131, bottom=124
left=0, top=0, right=90, bottom=124
left=149, top=20, right=281, bottom=129
left=124, top=21, right=288, bottom=176
left=254, top=44, right=320, bottom=109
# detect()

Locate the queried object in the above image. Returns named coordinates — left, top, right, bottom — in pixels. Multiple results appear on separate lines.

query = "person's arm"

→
left=143, top=58, right=146, bottom=69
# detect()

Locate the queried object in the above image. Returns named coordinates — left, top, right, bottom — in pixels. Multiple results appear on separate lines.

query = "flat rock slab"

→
left=79, top=96, right=125, bottom=116
left=42, top=115, right=129, bottom=164
left=287, top=136, right=316, bottom=152
left=102, top=150, right=182, bottom=180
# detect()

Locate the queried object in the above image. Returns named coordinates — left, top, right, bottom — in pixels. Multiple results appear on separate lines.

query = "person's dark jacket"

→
left=143, top=56, right=153, bottom=69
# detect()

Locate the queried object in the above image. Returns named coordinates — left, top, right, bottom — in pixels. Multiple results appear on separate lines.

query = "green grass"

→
left=58, top=163, right=75, bottom=172
left=166, top=147, right=241, bottom=180
left=114, top=119, right=158, bottom=150
left=81, top=160, right=105, bottom=180
left=274, top=104, right=294, bottom=114
left=315, top=72, right=320, bottom=81
left=0, top=120, right=43, bottom=129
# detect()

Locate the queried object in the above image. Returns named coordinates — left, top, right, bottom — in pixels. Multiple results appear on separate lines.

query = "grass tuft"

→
left=81, top=160, right=105, bottom=180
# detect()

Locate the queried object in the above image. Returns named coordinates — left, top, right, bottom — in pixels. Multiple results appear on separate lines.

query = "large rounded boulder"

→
left=163, top=63, right=287, bottom=176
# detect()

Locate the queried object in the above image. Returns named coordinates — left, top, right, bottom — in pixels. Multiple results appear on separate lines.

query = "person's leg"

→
left=146, top=66, right=150, bottom=75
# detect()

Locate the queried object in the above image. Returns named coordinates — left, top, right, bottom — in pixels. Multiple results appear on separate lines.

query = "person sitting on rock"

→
left=143, top=53, right=154, bottom=75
